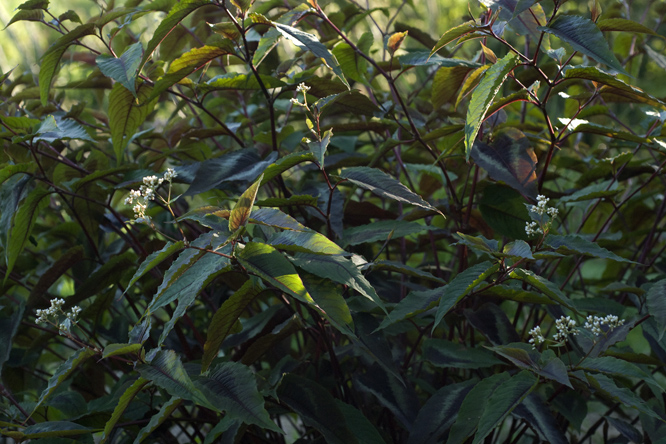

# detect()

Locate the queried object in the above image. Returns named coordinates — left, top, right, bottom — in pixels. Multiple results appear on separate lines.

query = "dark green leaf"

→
left=513, top=393, right=568, bottom=444
left=430, top=21, right=480, bottom=56
left=465, top=52, right=519, bottom=160
left=378, top=286, right=442, bottom=329
left=473, top=371, right=538, bottom=444
left=202, top=279, right=263, bottom=372
left=433, top=261, right=498, bottom=329
left=308, top=129, right=332, bottom=168
left=4, top=9, right=43, bottom=29
left=290, top=253, right=385, bottom=312
left=39, top=24, right=96, bottom=105
left=342, top=220, right=433, bottom=247
left=510, top=268, right=575, bottom=309
left=277, top=374, right=358, bottom=444
left=502, top=240, right=534, bottom=259
left=537, top=15, right=626, bottom=74
left=585, top=372, right=661, bottom=420
left=138, top=350, right=211, bottom=407
left=597, top=18, right=661, bottom=37
left=22, top=421, right=93, bottom=439
left=0, top=303, right=25, bottom=374
left=545, top=234, right=636, bottom=263
left=471, top=128, right=537, bottom=198
left=646, top=279, right=666, bottom=339
left=140, top=0, right=213, bottom=71
left=267, top=230, right=347, bottom=255
left=17, top=0, right=49, bottom=10
left=365, top=260, right=445, bottom=284
left=335, top=400, right=386, bottom=444
left=133, top=397, right=182, bottom=444
left=5, top=187, right=50, bottom=279
left=301, top=272, right=355, bottom=337
left=407, top=381, right=475, bottom=444
left=100, top=378, right=150, bottom=444
left=249, top=208, right=307, bottom=231
left=274, top=23, right=349, bottom=88
left=560, top=179, right=620, bottom=203
left=34, top=348, right=96, bottom=412
left=96, top=43, right=143, bottom=97
left=32, top=115, right=94, bottom=143
left=260, top=152, right=315, bottom=185
left=339, top=167, right=441, bottom=214
left=125, top=241, right=185, bottom=293
left=432, top=66, right=473, bottom=108
left=109, top=82, right=158, bottom=164
left=255, top=194, right=319, bottom=208
left=424, top=339, right=503, bottom=368
left=102, top=343, right=142, bottom=359
left=196, top=362, right=281, bottom=432
left=399, top=51, right=480, bottom=68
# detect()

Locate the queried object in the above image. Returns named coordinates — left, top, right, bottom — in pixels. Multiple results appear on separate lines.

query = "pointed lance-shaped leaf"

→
left=39, top=23, right=96, bottom=105
left=133, top=397, right=183, bottom=444
left=339, top=167, right=443, bottom=216
left=100, top=378, right=150, bottom=444
left=96, top=42, right=144, bottom=97
left=109, top=82, right=158, bottom=164
left=470, top=128, right=537, bottom=199
left=430, top=21, right=480, bottom=57
left=464, top=52, right=519, bottom=160
left=229, top=174, right=263, bottom=231
left=537, top=15, right=627, bottom=75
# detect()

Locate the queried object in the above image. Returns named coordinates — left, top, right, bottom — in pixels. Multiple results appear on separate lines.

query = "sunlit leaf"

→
left=229, top=174, right=262, bottom=231
left=464, top=52, right=518, bottom=160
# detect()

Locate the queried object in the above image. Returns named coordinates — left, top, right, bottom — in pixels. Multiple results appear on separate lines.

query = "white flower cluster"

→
left=124, top=168, right=177, bottom=222
left=528, top=325, right=545, bottom=348
left=553, top=315, right=579, bottom=342
left=291, top=83, right=311, bottom=107
left=525, top=195, right=558, bottom=237
left=584, top=315, right=625, bottom=336
left=36, top=298, right=83, bottom=333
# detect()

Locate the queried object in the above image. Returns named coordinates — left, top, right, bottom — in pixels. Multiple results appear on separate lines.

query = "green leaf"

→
left=102, top=343, right=142, bottom=359
left=430, top=21, right=480, bottom=57
left=109, top=82, right=158, bottom=164
left=229, top=174, right=262, bottom=231
left=407, top=381, right=475, bottom=444
left=133, top=397, right=182, bottom=444
left=39, top=24, right=96, bottom=105
left=502, top=240, right=534, bottom=259
left=34, top=348, right=96, bottom=413
left=563, top=67, right=659, bottom=106
left=464, top=52, right=519, bottom=160
left=335, top=400, right=386, bottom=444
left=267, top=230, right=347, bottom=255
left=150, top=45, right=236, bottom=100
left=433, top=261, right=498, bottom=330
left=491, top=345, right=573, bottom=388
left=342, top=220, right=433, bottom=247
left=255, top=194, right=319, bottom=208
left=432, top=66, right=473, bottom=108
left=471, top=128, right=538, bottom=198
left=339, top=167, right=441, bottom=215
left=125, top=241, right=185, bottom=293
left=96, top=42, right=143, bottom=97
left=32, top=115, right=94, bottom=143
left=237, top=242, right=314, bottom=305
left=309, top=129, right=332, bottom=168
left=249, top=208, right=307, bottom=231
left=537, top=15, right=627, bottom=74
left=230, top=0, right=252, bottom=13
left=301, top=272, right=355, bottom=336
left=278, top=374, right=358, bottom=444
left=577, top=356, right=658, bottom=388
left=261, top=152, right=315, bottom=184
left=585, top=372, right=662, bottom=420
left=196, top=362, right=281, bottom=432
left=273, top=23, right=349, bottom=88
left=4, top=9, right=43, bottom=29
left=456, top=65, right=489, bottom=109
left=0, top=303, right=25, bottom=374
left=5, top=187, right=50, bottom=279
left=513, top=393, right=568, bottom=444
left=378, top=286, right=443, bottom=330
left=510, top=268, right=575, bottom=309
left=545, top=234, right=635, bottom=263
left=332, top=32, right=373, bottom=85
left=447, top=372, right=511, bottom=444
left=399, top=51, right=480, bottom=69
left=365, top=260, right=445, bottom=284
left=423, top=339, right=503, bottom=369
left=58, top=10, right=82, bottom=24
left=472, top=371, right=538, bottom=444
left=202, top=279, right=263, bottom=372
left=22, top=421, right=93, bottom=439
left=100, top=378, right=150, bottom=444
left=17, top=0, right=49, bottom=10
left=597, top=18, right=662, bottom=37
left=560, top=179, right=620, bottom=203
left=646, top=279, right=666, bottom=339
left=140, top=0, right=212, bottom=71
left=198, top=73, right=286, bottom=94
left=355, top=362, right=419, bottom=429
left=138, top=349, right=211, bottom=407
left=479, top=184, right=531, bottom=240
left=290, top=253, right=385, bottom=312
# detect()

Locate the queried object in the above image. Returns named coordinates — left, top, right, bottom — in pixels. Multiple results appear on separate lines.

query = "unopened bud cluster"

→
left=291, top=83, right=311, bottom=108
left=584, top=315, right=625, bottom=336
left=527, top=314, right=626, bottom=349
left=525, top=195, right=558, bottom=237
left=124, top=168, right=177, bottom=222
left=36, top=298, right=82, bottom=334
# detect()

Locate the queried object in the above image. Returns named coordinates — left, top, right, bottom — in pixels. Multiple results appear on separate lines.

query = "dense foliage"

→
left=1, top=0, right=666, bottom=442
